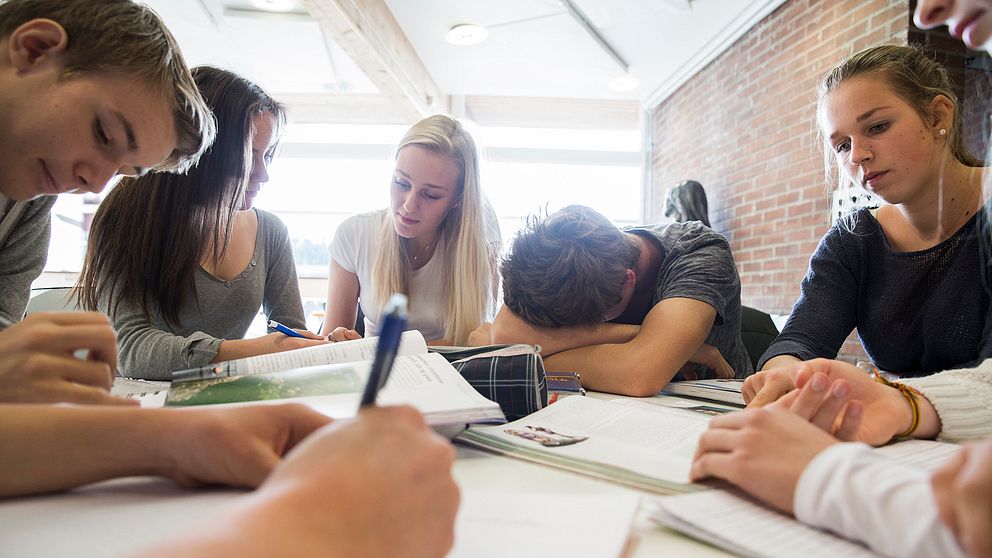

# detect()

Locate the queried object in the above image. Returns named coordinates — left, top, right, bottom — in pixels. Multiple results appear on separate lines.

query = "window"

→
left=42, top=122, right=643, bottom=281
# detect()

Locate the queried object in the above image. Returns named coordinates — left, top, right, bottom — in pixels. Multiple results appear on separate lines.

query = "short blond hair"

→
left=0, top=0, right=215, bottom=171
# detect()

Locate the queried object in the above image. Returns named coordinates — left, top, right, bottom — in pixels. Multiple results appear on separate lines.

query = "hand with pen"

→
left=141, top=296, right=460, bottom=558
left=211, top=320, right=327, bottom=363
left=0, top=311, right=135, bottom=405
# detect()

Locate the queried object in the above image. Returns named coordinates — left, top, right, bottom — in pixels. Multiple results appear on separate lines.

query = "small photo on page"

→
left=505, top=425, right=588, bottom=447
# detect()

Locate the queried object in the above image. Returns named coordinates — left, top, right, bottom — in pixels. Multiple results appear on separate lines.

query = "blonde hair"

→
left=0, top=0, right=214, bottom=171
left=372, top=115, right=496, bottom=345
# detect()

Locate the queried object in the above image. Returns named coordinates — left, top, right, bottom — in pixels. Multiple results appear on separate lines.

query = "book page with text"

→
left=652, top=490, right=881, bottom=558
left=233, top=329, right=428, bottom=375
left=466, top=396, right=710, bottom=484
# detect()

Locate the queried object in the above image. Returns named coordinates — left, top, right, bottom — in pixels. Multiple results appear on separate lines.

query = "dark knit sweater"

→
left=759, top=208, right=992, bottom=376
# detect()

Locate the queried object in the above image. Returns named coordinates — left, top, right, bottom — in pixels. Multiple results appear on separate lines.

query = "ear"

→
left=927, top=94, right=955, bottom=136
left=8, top=19, right=68, bottom=73
left=602, top=269, right=636, bottom=321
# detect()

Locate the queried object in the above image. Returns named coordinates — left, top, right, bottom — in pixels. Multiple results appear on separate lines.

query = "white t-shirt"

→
left=330, top=208, right=501, bottom=341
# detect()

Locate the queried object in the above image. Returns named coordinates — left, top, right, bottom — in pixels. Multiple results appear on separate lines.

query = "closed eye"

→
left=93, top=119, right=110, bottom=146
left=867, top=121, right=889, bottom=135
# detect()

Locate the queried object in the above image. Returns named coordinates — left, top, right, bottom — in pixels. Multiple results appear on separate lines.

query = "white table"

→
left=0, top=444, right=734, bottom=557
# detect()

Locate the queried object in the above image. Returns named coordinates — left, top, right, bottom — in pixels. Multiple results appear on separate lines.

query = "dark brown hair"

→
left=501, top=205, right=639, bottom=328
left=75, top=66, right=285, bottom=326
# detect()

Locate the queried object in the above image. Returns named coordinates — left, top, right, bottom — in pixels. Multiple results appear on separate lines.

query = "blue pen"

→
left=359, top=293, right=408, bottom=407
left=268, top=319, right=306, bottom=338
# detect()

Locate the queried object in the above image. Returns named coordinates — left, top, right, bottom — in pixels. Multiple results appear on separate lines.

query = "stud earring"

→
left=939, top=128, right=947, bottom=136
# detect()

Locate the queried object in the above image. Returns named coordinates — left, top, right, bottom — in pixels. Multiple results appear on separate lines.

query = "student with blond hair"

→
left=321, top=114, right=500, bottom=346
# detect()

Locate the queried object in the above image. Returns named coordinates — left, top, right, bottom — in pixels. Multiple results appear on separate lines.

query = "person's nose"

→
left=402, top=190, right=418, bottom=213
left=73, top=157, right=121, bottom=194
left=849, top=138, right=872, bottom=167
left=250, top=153, right=269, bottom=185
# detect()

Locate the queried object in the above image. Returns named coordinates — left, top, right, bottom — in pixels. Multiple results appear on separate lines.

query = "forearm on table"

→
left=546, top=340, right=689, bottom=397
left=214, top=337, right=267, bottom=363
left=137, top=489, right=348, bottom=558
left=0, top=406, right=176, bottom=498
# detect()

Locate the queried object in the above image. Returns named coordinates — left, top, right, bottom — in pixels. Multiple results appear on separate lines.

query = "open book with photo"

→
left=456, top=395, right=712, bottom=495
left=164, top=331, right=505, bottom=431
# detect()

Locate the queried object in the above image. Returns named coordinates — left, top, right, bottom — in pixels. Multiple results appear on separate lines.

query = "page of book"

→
left=652, top=490, right=882, bottom=558
left=110, top=378, right=168, bottom=407
left=229, top=329, right=428, bottom=376
left=450, top=491, right=640, bottom=558
left=460, top=396, right=710, bottom=486
left=167, top=352, right=504, bottom=426
left=169, top=330, right=429, bottom=380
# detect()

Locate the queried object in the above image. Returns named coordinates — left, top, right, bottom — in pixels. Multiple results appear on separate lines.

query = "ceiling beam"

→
left=301, top=0, right=447, bottom=123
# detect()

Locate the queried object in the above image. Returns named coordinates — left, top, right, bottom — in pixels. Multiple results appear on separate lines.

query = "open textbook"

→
left=456, top=395, right=710, bottom=495
left=652, top=440, right=963, bottom=558
left=171, top=330, right=430, bottom=380
left=163, top=331, right=505, bottom=429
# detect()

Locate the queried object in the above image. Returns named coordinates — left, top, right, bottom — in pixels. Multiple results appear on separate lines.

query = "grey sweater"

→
left=0, top=194, right=57, bottom=322
left=105, top=210, right=307, bottom=380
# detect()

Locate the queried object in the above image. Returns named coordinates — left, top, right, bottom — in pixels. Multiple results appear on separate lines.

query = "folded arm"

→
left=494, top=298, right=717, bottom=397
left=490, top=305, right=638, bottom=355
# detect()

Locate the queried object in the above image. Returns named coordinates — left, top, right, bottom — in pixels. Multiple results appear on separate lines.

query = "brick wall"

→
left=648, top=0, right=909, bottom=362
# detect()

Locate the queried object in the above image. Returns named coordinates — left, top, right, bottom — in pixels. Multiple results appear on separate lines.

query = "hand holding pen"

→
left=268, top=319, right=324, bottom=340
left=359, top=294, right=409, bottom=408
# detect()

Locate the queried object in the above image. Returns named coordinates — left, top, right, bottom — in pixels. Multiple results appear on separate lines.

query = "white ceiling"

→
left=385, top=0, right=784, bottom=101
left=144, top=0, right=785, bottom=122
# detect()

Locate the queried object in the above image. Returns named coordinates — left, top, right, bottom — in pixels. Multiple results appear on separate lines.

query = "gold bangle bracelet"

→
left=856, top=361, right=921, bottom=439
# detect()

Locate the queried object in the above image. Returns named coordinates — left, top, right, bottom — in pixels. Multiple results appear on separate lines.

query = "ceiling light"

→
left=446, top=24, right=488, bottom=46
left=252, top=0, right=297, bottom=12
left=608, top=75, right=640, bottom=92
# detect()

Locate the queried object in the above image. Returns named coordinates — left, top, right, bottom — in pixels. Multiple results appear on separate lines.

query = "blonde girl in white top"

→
left=321, top=115, right=500, bottom=345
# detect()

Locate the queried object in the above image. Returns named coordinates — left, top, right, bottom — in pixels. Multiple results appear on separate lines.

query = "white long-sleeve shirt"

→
left=794, top=443, right=966, bottom=558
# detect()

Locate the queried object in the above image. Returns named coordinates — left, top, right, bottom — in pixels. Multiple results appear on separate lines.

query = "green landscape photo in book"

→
left=165, top=365, right=364, bottom=407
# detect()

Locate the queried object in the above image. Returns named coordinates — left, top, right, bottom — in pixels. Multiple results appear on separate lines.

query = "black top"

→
left=759, top=208, right=992, bottom=376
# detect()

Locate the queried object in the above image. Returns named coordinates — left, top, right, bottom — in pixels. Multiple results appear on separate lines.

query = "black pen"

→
left=358, top=293, right=408, bottom=408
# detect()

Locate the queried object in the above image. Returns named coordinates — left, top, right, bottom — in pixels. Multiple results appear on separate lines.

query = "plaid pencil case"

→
left=430, top=344, right=547, bottom=421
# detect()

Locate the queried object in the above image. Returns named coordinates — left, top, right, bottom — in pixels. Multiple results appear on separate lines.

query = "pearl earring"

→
left=939, top=128, right=947, bottom=136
